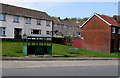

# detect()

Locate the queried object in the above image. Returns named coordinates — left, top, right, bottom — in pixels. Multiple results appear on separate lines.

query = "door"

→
left=14, top=28, right=22, bottom=39
left=118, top=40, right=120, bottom=51
left=111, top=39, right=115, bottom=52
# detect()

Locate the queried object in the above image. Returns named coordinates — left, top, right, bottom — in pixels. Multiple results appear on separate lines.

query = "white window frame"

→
left=46, top=20, right=51, bottom=26
left=25, top=17, right=31, bottom=24
left=112, top=27, right=116, bottom=33
left=31, top=29, right=41, bottom=35
left=64, top=25, right=68, bottom=28
left=0, top=14, right=6, bottom=21
left=46, top=31, right=51, bottom=35
left=37, top=19, right=41, bottom=25
left=54, top=24, right=57, bottom=27
left=13, top=15, right=19, bottom=23
left=0, top=27, right=6, bottom=36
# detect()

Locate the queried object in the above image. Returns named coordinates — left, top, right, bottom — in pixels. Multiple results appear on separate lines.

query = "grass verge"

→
left=1, top=40, right=120, bottom=58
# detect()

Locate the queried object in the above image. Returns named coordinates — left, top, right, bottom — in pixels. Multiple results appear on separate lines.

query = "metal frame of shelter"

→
left=22, top=36, right=52, bottom=56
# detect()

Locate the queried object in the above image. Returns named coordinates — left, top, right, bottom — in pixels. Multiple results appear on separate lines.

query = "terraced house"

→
left=0, top=3, right=52, bottom=39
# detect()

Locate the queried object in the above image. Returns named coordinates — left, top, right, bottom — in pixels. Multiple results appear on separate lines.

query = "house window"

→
left=64, top=25, right=68, bottom=28
left=118, top=29, right=120, bottom=34
left=0, top=14, right=6, bottom=21
left=46, top=31, right=51, bottom=35
left=13, top=16, right=19, bottom=23
left=76, top=27, right=79, bottom=30
left=25, top=17, right=31, bottom=24
left=0, top=27, right=5, bottom=36
left=31, top=29, right=41, bottom=34
left=46, top=20, right=51, bottom=26
left=37, top=19, right=41, bottom=25
left=54, top=24, right=57, bottom=27
left=112, top=27, right=116, bottom=33
left=57, top=24, right=60, bottom=27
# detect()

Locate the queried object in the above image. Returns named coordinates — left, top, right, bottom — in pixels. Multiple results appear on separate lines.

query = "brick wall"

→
left=81, top=15, right=111, bottom=53
left=72, top=38, right=82, bottom=48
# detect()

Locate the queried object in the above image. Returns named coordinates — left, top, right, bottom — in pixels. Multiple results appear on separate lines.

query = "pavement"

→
left=1, top=56, right=120, bottom=61
left=2, top=60, right=119, bottom=68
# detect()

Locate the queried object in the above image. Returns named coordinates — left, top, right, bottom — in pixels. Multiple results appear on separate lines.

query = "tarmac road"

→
left=2, top=66, right=118, bottom=76
left=1, top=60, right=119, bottom=76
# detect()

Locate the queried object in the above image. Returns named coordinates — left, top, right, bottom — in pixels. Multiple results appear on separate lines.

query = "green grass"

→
left=1, top=40, right=120, bottom=57
left=52, top=44, right=120, bottom=58
left=2, top=41, right=24, bottom=57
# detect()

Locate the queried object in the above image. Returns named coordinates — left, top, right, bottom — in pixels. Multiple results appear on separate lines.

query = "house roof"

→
left=61, top=20, right=81, bottom=27
left=52, top=17, right=81, bottom=28
left=0, top=3, right=52, bottom=20
left=81, top=13, right=120, bottom=28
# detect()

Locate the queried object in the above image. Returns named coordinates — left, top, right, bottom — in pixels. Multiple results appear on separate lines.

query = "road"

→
left=1, top=60, right=119, bottom=76
left=2, top=66, right=118, bottom=76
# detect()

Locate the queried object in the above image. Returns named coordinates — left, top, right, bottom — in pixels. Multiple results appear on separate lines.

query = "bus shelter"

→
left=22, top=36, right=52, bottom=56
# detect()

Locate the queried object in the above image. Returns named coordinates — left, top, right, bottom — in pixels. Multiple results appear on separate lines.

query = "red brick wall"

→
left=72, top=38, right=82, bottom=48
left=81, top=15, right=111, bottom=53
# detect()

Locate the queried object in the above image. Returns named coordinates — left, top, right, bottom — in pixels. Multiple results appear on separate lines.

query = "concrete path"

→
left=2, top=60, right=118, bottom=68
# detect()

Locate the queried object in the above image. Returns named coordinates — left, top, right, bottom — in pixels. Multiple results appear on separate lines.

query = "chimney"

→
left=64, top=17, right=68, bottom=20
left=58, top=17, right=60, bottom=20
left=113, top=15, right=118, bottom=21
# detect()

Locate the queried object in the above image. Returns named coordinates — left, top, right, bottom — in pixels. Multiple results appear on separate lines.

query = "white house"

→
left=0, top=3, right=53, bottom=39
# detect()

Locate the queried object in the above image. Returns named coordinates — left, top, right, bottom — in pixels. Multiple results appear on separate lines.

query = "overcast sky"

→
left=0, top=0, right=119, bottom=19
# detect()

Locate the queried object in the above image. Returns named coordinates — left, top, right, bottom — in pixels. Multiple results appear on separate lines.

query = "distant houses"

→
left=51, top=17, right=81, bottom=45
left=81, top=13, right=120, bottom=53
left=52, top=17, right=81, bottom=38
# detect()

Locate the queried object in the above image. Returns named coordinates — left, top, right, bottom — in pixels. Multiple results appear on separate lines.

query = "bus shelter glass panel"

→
left=22, top=36, right=52, bottom=56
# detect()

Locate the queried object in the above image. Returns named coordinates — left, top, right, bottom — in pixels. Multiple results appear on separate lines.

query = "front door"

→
left=14, top=28, right=22, bottom=39
left=111, top=39, right=115, bottom=52
left=118, top=40, right=120, bottom=51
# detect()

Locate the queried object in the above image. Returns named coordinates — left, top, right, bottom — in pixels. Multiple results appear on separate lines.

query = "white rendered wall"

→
left=0, top=14, right=52, bottom=38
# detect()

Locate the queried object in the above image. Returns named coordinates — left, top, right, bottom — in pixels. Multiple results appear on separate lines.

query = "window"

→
left=76, top=27, right=79, bottom=30
left=112, top=27, right=116, bottom=33
left=46, top=20, right=51, bottom=26
left=25, top=17, right=31, bottom=24
left=13, top=16, right=19, bottom=23
left=64, top=25, right=68, bottom=28
left=31, top=29, right=41, bottom=34
left=118, top=29, right=120, bottom=34
left=54, top=30, right=59, bottom=34
left=37, top=19, right=41, bottom=25
left=46, top=31, right=51, bottom=35
left=0, top=14, right=6, bottom=21
left=57, top=24, right=60, bottom=27
left=54, top=24, right=57, bottom=27
left=0, top=27, right=5, bottom=36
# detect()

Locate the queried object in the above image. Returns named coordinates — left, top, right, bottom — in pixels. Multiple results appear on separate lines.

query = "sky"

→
left=0, top=0, right=119, bottom=19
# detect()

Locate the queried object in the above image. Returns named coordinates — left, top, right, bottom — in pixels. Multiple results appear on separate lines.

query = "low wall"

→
left=72, top=38, right=82, bottom=48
